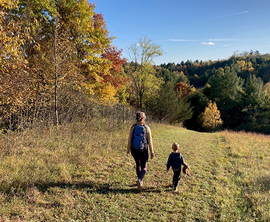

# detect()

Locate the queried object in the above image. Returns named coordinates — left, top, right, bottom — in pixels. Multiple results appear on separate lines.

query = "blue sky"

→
left=94, top=0, right=270, bottom=65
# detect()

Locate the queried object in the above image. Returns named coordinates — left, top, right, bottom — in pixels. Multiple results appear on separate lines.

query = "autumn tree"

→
left=13, top=0, right=128, bottom=124
left=199, top=100, right=223, bottom=131
left=126, top=36, right=164, bottom=109
left=174, top=82, right=191, bottom=97
left=0, top=0, right=31, bottom=128
left=0, top=0, right=130, bottom=129
left=100, top=46, right=128, bottom=103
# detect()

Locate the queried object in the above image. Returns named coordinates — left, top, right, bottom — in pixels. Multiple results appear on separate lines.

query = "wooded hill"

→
left=159, top=51, right=270, bottom=88
left=154, top=52, right=270, bottom=134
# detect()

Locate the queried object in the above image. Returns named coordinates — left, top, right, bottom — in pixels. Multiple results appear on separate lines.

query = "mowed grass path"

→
left=0, top=123, right=269, bottom=221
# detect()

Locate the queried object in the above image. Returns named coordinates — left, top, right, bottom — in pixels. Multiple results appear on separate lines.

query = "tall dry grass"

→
left=220, top=130, right=270, bottom=220
left=0, top=112, right=270, bottom=221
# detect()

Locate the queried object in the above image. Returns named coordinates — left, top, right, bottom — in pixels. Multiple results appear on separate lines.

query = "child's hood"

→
left=170, top=152, right=181, bottom=160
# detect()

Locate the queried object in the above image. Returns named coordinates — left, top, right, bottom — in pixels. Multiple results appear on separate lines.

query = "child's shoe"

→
left=173, top=187, right=178, bottom=192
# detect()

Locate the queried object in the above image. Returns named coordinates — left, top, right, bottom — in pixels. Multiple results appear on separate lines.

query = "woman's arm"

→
left=127, top=126, right=134, bottom=155
left=146, top=125, right=154, bottom=157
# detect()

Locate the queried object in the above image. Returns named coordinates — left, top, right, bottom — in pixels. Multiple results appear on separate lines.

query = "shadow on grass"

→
left=256, top=176, right=270, bottom=192
left=35, top=181, right=142, bottom=194
left=0, top=180, right=164, bottom=194
left=36, top=181, right=165, bottom=194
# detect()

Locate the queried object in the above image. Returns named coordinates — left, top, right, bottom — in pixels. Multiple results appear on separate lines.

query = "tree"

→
left=0, top=0, right=129, bottom=129
left=100, top=46, right=128, bottom=103
left=263, top=81, right=270, bottom=97
left=128, top=36, right=163, bottom=65
left=126, top=36, right=164, bottom=109
left=0, top=0, right=31, bottom=128
left=199, top=101, right=223, bottom=131
left=18, top=0, right=121, bottom=102
left=174, top=82, right=190, bottom=97
left=146, top=82, right=193, bottom=123
left=155, top=67, right=179, bottom=85
left=204, top=66, right=244, bottom=127
left=243, top=75, right=265, bottom=108
left=237, top=75, right=268, bottom=131
left=13, top=0, right=129, bottom=122
left=183, top=91, right=209, bottom=131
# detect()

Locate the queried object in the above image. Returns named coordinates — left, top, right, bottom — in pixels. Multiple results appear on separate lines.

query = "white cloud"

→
left=223, top=44, right=228, bottom=47
left=201, top=42, right=215, bottom=45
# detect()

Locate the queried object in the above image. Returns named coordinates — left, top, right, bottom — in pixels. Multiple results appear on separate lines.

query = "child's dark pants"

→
left=131, top=148, right=149, bottom=180
left=173, top=169, right=181, bottom=188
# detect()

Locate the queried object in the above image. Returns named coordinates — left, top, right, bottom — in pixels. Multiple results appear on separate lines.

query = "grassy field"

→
left=0, top=121, right=269, bottom=221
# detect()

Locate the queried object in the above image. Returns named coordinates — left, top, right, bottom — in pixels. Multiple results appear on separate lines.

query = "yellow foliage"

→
left=95, top=83, right=118, bottom=105
left=237, top=60, right=253, bottom=72
left=237, top=60, right=246, bottom=68
left=200, top=101, right=223, bottom=129
left=0, top=0, right=124, bottom=124
left=190, top=86, right=196, bottom=94
left=248, top=67, right=254, bottom=72
left=192, top=63, right=200, bottom=67
left=193, top=74, right=199, bottom=80
left=247, top=61, right=252, bottom=68
left=0, top=0, right=18, bottom=9
left=0, top=0, right=31, bottom=117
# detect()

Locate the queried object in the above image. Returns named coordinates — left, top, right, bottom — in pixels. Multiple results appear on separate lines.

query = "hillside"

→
left=0, top=123, right=269, bottom=221
left=159, top=52, right=270, bottom=88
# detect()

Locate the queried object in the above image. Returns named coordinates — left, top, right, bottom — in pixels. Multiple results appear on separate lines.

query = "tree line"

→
left=2, top=0, right=270, bottom=134
left=156, top=52, right=270, bottom=133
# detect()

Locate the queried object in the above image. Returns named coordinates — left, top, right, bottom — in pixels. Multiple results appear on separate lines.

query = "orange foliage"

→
left=101, top=46, right=128, bottom=89
left=174, top=82, right=190, bottom=97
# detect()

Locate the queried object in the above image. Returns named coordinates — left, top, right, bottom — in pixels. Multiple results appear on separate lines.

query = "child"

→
left=166, top=142, right=189, bottom=191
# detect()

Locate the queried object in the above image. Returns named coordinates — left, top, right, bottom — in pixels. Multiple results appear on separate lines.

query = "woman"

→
left=127, top=112, right=154, bottom=191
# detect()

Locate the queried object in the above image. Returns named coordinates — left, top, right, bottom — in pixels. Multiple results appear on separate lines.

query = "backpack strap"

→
left=131, top=123, right=136, bottom=140
left=144, top=124, right=148, bottom=143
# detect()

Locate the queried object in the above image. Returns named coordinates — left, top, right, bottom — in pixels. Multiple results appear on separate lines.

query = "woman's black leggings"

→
left=131, top=148, right=149, bottom=180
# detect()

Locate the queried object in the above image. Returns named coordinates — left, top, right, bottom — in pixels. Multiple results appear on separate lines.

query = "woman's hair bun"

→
left=136, top=112, right=146, bottom=121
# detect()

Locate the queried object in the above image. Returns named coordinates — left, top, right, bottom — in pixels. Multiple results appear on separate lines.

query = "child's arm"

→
left=179, top=153, right=186, bottom=166
left=180, top=154, right=191, bottom=176
left=166, top=155, right=171, bottom=172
